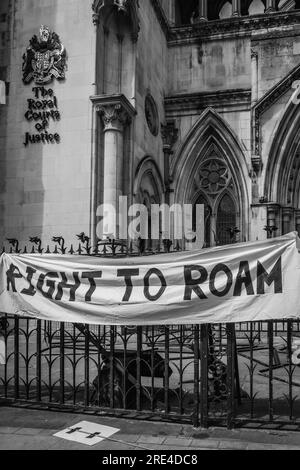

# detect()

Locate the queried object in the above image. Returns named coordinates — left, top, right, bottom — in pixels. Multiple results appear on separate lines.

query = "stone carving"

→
left=198, top=159, right=231, bottom=195
left=93, top=0, right=128, bottom=14
left=22, top=25, right=67, bottom=85
left=145, top=94, right=159, bottom=136
left=161, top=120, right=178, bottom=151
left=168, top=11, right=300, bottom=42
left=97, top=103, right=131, bottom=128
left=92, top=0, right=140, bottom=39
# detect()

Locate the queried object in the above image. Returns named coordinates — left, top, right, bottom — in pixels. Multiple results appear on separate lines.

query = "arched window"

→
left=192, top=146, right=240, bottom=247
left=248, top=0, right=265, bottom=15
left=216, top=193, right=237, bottom=245
left=193, top=194, right=212, bottom=248
left=219, top=1, right=232, bottom=18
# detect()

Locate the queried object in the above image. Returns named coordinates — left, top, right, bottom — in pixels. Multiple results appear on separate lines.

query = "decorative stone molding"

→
left=161, top=120, right=179, bottom=193
left=165, top=89, right=251, bottom=116
left=145, top=94, right=159, bottom=137
left=90, top=94, right=136, bottom=130
left=251, top=155, right=263, bottom=176
left=92, top=0, right=140, bottom=40
left=97, top=104, right=130, bottom=129
left=251, top=48, right=258, bottom=60
left=148, top=4, right=300, bottom=44
left=168, top=11, right=300, bottom=45
left=161, top=120, right=178, bottom=152
left=252, top=62, right=300, bottom=157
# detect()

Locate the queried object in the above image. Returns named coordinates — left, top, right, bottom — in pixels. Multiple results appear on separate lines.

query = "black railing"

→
left=1, top=237, right=300, bottom=429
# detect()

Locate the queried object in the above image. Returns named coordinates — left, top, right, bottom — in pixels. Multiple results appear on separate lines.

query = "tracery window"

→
left=192, top=148, right=239, bottom=247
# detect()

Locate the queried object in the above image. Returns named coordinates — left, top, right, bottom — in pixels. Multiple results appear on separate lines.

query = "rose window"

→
left=198, top=159, right=231, bottom=195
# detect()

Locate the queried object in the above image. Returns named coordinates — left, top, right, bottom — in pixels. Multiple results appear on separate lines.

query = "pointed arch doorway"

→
left=173, top=109, right=249, bottom=248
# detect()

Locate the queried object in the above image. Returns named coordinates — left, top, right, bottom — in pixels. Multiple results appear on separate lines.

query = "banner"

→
left=0, top=232, right=300, bottom=325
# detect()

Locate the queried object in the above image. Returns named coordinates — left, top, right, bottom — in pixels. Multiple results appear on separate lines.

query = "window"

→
left=192, top=149, right=239, bottom=247
left=216, top=194, right=237, bottom=245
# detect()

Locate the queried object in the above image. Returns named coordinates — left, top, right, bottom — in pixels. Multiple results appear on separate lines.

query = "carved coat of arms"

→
left=22, top=25, right=67, bottom=85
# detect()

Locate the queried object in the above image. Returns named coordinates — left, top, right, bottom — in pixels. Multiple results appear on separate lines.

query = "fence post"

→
left=200, top=324, right=209, bottom=428
left=165, top=326, right=170, bottom=415
left=36, top=320, right=42, bottom=402
left=136, top=326, right=142, bottom=412
left=226, top=323, right=235, bottom=429
left=193, top=325, right=200, bottom=428
left=14, top=316, right=19, bottom=400
left=268, top=321, right=274, bottom=421
left=59, top=322, right=65, bottom=405
left=109, top=326, right=115, bottom=409
left=84, top=324, right=90, bottom=407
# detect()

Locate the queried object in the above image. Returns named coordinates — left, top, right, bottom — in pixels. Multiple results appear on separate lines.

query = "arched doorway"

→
left=264, top=95, right=300, bottom=235
left=133, top=156, right=165, bottom=250
left=173, top=108, right=249, bottom=248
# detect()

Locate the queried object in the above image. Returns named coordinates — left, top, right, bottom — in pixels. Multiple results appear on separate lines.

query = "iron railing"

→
left=1, top=237, right=300, bottom=430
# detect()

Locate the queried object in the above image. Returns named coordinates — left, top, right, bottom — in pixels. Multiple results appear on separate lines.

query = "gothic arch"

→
left=93, top=0, right=140, bottom=99
left=264, top=94, right=300, bottom=207
left=172, top=108, right=250, bottom=241
left=93, top=0, right=140, bottom=39
left=133, top=156, right=165, bottom=204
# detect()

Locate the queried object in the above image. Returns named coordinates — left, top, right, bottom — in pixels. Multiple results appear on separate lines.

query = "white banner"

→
left=0, top=232, right=300, bottom=325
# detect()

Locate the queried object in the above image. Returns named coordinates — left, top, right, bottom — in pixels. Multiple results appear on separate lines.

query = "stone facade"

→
left=1, top=0, right=300, bottom=248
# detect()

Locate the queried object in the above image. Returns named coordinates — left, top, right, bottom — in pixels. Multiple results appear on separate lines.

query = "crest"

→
left=22, top=25, right=67, bottom=85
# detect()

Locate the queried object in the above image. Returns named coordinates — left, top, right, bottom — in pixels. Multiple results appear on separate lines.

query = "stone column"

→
left=161, top=121, right=178, bottom=206
left=98, top=104, right=129, bottom=238
left=90, top=12, right=100, bottom=248
left=92, top=10, right=99, bottom=96
left=282, top=207, right=294, bottom=235
left=265, top=0, right=276, bottom=13
left=168, top=0, right=176, bottom=26
left=251, top=48, right=258, bottom=106
left=91, top=95, right=136, bottom=240
left=197, top=0, right=208, bottom=21
left=232, top=0, right=241, bottom=16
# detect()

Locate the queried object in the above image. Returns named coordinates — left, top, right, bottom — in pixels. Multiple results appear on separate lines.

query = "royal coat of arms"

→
left=22, top=25, right=67, bottom=85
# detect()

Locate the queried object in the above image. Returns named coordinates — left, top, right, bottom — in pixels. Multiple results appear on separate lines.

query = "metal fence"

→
left=1, top=237, right=300, bottom=430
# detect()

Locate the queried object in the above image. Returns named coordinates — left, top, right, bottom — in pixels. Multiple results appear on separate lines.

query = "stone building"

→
left=1, top=0, right=300, bottom=249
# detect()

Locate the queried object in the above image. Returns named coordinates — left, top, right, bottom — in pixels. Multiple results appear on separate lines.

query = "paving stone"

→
left=218, top=440, right=249, bottom=450
left=0, top=427, right=21, bottom=434
left=0, top=435, right=58, bottom=450
left=114, top=433, right=141, bottom=444
left=190, top=439, right=220, bottom=449
left=15, top=427, right=51, bottom=436
left=163, top=437, right=193, bottom=447
left=246, top=443, right=281, bottom=450
left=137, top=435, right=166, bottom=445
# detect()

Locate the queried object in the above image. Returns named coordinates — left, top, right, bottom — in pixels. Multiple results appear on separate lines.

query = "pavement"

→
left=0, top=405, right=300, bottom=451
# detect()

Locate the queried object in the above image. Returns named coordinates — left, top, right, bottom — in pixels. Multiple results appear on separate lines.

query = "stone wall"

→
left=0, top=0, right=95, bottom=246
left=133, top=1, right=168, bottom=182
